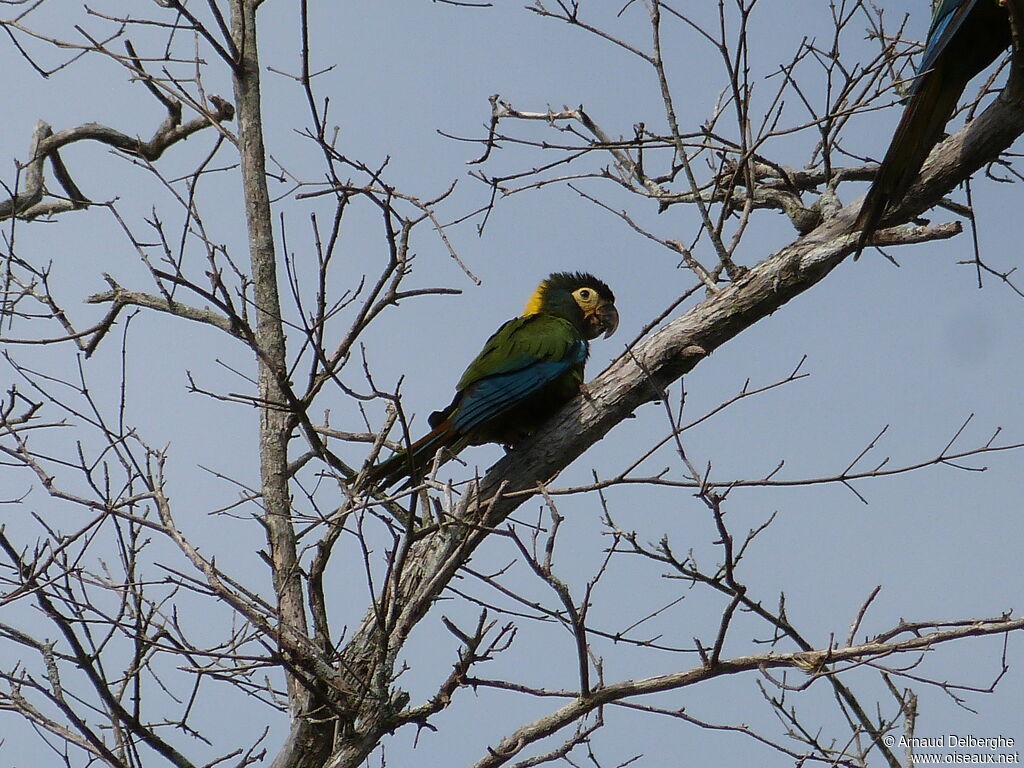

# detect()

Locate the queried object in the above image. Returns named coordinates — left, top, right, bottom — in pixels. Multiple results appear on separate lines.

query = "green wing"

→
left=456, top=314, right=582, bottom=391
left=427, top=314, right=587, bottom=435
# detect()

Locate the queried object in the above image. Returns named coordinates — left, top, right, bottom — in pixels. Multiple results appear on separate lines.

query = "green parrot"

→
left=854, top=0, right=1013, bottom=257
left=365, top=272, right=619, bottom=490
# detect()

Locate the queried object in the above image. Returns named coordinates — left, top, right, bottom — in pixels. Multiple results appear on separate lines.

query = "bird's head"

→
left=524, top=271, right=619, bottom=340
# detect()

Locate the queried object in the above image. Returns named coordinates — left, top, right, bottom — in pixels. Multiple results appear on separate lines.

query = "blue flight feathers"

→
left=452, top=341, right=588, bottom=433
left=912, top=0, right=978, bottom=95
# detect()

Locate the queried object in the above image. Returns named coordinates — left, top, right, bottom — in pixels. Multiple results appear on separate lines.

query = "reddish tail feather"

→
left=363, top=418, right=464, bottom=490
left=854, top=61, right=963, bottom=258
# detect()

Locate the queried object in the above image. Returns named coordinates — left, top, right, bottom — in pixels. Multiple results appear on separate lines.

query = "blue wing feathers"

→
left=451, top=341, right=586, bottom=433
left=913, top=0, right=977, bottom=92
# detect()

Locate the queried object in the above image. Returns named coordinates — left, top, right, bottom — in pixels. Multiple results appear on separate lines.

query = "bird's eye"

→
left=579, top=289, right=592, bottom=300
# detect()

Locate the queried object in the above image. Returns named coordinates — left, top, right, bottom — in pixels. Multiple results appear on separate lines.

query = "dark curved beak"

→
left=595, top=303, right=619, bottom=339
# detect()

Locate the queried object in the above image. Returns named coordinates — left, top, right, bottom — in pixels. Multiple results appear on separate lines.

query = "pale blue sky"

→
left=2, top=2, right=1022, bottom=766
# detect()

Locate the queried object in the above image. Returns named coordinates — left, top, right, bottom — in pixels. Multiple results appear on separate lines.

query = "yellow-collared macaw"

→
left=854, top=0, right=1013, bottom=256
left=365, top=272, right=619, bottom=489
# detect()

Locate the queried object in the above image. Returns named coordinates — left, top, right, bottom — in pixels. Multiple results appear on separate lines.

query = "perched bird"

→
left=365, top=272, right=619, bottom=490
left=854, top=0, right=1012, bottom=256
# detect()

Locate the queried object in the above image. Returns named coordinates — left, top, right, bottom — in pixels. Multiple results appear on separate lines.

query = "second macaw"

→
left=854, top=0, right=1013, bottom=256
left=365, top=272, right=619, bottom=490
